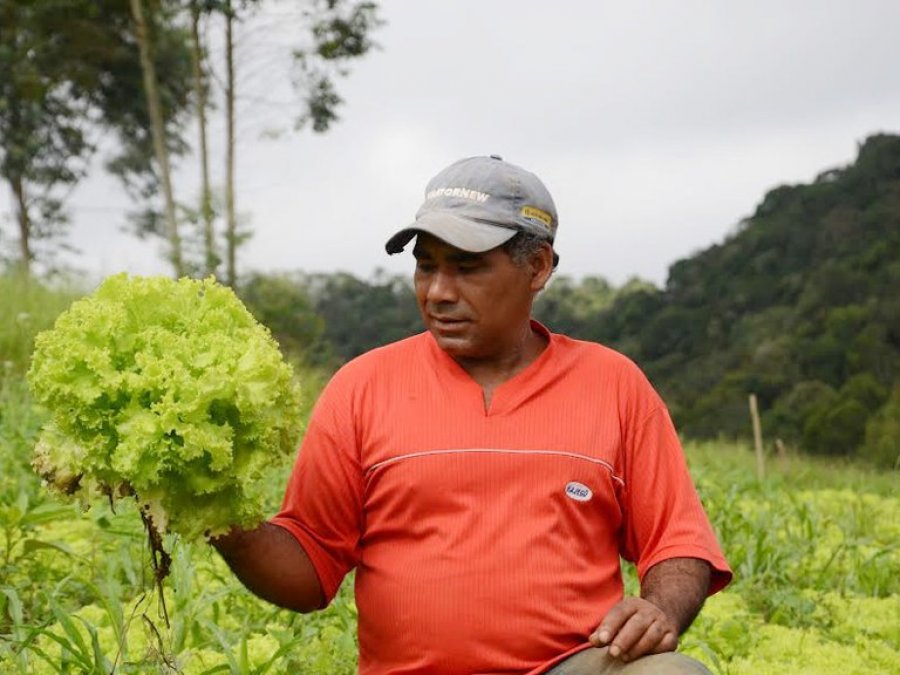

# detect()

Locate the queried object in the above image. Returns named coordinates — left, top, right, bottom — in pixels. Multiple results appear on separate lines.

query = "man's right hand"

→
left=589, top=597, right=678, bottom=662
left=211, top=523, right=324, bottom=613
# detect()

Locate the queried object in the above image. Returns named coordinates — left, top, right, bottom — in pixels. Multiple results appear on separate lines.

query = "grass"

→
left=686, top=439, right=898, bottom=496
left=0, top=274, right=80, bottom=379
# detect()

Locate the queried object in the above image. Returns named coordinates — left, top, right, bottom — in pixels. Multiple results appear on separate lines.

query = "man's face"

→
left=412, top=233, right=546, bottom=363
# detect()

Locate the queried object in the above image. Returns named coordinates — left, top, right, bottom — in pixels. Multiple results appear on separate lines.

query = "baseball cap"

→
left=384, top=155, right=558, bottom=256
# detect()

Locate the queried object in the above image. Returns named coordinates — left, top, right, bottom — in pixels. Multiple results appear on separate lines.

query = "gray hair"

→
left=502, top=231, right=559, bottom=270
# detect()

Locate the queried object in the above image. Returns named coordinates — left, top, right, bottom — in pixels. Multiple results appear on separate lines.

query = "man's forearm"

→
left=211, top=522, right=324, bottom=613
left=640, top=557, right=711, bottom=634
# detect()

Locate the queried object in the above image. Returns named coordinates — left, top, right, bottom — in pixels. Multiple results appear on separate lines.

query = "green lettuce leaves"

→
left=27, top=274, right=303, bottom=540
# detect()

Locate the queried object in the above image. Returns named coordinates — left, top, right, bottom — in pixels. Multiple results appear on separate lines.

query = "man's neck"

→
left=454, top=322, right=548, bottom=410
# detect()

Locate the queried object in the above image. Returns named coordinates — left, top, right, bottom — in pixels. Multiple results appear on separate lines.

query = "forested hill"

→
left=236, top=135, right=899, bottom=466
left=551, top=133, right=900, bottom=466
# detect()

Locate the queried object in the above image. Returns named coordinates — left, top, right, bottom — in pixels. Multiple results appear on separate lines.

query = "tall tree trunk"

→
left=130, top=0, right=184, bottom=277
left=224, top=0, right=237, bottom=287
left=10, top=175, right=31, bottom=278
left=190, top=1, right=216, bottom=277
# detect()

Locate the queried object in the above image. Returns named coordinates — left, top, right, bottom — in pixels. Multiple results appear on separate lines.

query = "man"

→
left=214, top=156, right=732, bottom=674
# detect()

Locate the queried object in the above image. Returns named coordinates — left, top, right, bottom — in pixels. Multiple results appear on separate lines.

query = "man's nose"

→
left=426, top=269, right=459, bottom=304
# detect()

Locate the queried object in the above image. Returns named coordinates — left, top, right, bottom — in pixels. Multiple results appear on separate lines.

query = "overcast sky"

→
left=4, top=0, right=900, bottom=287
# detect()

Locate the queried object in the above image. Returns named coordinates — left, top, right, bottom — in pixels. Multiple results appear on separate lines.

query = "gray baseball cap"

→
left=385, top=155, right=558, bottom=255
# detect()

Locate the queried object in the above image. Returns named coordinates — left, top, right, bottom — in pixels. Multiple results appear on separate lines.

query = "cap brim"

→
left=385, top=212, right=517, bottom=255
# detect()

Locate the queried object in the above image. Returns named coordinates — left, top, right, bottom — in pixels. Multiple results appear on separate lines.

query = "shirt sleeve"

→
left=619, top=383, right=732, bottom=595
left=269, top=373, right=364, bottom=605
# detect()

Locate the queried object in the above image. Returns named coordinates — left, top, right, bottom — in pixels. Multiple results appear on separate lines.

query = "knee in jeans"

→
left=546, top=648, right=712, bottom=675
left=627, top=651, right=712, bottom=675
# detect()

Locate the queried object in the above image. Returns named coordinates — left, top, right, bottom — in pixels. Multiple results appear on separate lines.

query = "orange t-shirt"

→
left=271, top=322, right=731, bottom=674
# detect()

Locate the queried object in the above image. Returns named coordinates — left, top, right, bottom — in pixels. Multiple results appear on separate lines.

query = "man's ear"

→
left=530, top=242, right=555, bottom=292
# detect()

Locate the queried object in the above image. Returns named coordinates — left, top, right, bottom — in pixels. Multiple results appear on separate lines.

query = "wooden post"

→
left=749, top=393, right=764, bottom=480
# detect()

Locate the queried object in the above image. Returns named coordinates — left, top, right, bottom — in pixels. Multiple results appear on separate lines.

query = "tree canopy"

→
left=239, top=134, right=900, bottom=467
left=566, top=134, right=900, bottom=466
left=0, top=0, right=383, bottom=280
left=0, top=0, right=193, bottom=275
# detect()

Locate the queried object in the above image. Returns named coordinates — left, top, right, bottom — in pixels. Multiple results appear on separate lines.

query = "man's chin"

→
left=430, top=331, right=477, bottom=358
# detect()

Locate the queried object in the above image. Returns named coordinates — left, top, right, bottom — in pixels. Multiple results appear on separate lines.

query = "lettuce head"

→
left=27, top=274, right=303, bottom=540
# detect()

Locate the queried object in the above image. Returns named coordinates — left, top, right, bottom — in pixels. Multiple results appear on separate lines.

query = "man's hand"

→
left=589, top=597, right=678, bottom=661
left=590, top=557, right=711, bottom=662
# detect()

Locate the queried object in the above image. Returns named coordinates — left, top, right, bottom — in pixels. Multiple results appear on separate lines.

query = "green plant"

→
left=27, top=274, right=304, bottom=544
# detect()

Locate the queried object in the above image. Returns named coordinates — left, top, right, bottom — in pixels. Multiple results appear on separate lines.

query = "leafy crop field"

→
left=1, top=276, right=898, bottom=673
left=679, top=445, right=898, bottom=674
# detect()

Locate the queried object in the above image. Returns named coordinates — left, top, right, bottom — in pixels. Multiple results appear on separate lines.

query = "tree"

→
left=217, top=0, right=383, bottom=286
left=304, top=270, right=420, bottom=361
left=188, top=0, right=218, bottom=276
left=0, top=0, right=193, bottom=277
left=130, top=0, right=187, bottom=276
left=2, top=2, right=381, bottom=281
left=223, top=0, right=238, bottom=285
left=861, top=383, right=900, bottom=468
left=95, top=1, right=193, bottom=275
left=0, top=2, right=92, bottom=276
left=238, top=272, right=332, bottom=365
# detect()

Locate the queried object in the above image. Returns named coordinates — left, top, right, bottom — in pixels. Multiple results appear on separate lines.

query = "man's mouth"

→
left=429, top=315, right=469, bottom=329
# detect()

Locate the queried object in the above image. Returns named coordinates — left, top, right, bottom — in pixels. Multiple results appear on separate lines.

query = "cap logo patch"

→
left=426, top=187, right=490, bottom=203
left=565, top=481, right=593, bottom=502
left=521, top=206, right=553, bottom=229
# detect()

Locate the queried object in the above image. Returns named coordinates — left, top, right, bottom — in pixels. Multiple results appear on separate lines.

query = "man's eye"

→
left=415, top=262, right=435, bottom=273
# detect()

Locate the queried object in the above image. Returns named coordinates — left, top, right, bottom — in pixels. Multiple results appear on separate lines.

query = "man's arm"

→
left=589, top=557, right=711, bottom=662
left=211, top=523, right=324, bottom=613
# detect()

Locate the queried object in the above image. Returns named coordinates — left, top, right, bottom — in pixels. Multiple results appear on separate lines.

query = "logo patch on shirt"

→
left=565, top=481, right=593, bottom=502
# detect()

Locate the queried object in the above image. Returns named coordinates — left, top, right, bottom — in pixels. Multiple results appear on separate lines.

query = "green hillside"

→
left=540, top=134, right=900, bottom=466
